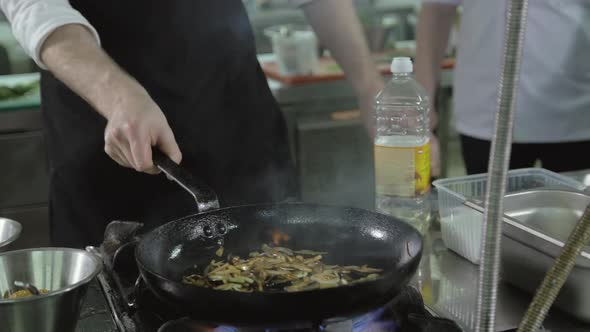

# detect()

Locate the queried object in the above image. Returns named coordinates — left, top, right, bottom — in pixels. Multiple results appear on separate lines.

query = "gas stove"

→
left=90, top=221, right=461, bottom=332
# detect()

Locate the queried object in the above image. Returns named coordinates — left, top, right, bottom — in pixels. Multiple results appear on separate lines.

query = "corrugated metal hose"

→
left=476, top=0, right=590, bottom=331
left=475, top=0, right=529, bottom=331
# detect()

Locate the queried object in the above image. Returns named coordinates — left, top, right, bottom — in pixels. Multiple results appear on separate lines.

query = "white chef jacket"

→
left=424, top=0, right=590, bottom=143
left=0, top=0, right=314, bottom=69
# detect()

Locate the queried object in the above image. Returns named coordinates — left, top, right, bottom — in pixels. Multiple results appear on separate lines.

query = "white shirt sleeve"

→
left=421, top=0, right=462, bottom=5
left=0, top=0, right=100, bottom=69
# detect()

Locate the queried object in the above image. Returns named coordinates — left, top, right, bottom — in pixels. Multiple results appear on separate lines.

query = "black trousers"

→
left=459, top=135, right=590, bottom=175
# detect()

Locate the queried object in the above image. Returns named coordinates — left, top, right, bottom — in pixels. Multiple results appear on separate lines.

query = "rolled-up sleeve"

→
left=0, top=0, right=100, bottom=69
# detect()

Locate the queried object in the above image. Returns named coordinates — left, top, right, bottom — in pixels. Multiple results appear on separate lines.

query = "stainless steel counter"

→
left=77, top=231, right=590, bottom=332
left=421, top=232, right=590, bottom=332
left=76, top=199, right=590, bottom=331
left=422, top=169, right=590, bottom=331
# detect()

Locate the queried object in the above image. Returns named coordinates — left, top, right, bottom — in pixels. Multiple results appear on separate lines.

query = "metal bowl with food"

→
left=0, top=248, right=102, bottom=332
left=0, top=218, right=22, bottom=252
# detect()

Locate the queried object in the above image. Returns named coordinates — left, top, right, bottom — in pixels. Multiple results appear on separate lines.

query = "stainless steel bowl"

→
left=0, top=218, right=22, bottom=252
left=0, top=248, right=102, bottom=332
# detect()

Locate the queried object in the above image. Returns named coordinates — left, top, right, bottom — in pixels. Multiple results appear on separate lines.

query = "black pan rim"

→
left=135, top=202, right=422, bottom=297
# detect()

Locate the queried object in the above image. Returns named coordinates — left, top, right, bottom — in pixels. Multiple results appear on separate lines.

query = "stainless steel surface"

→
left=500, top=189, right=590, bottom=324
left=459, top=188, right=590, bottom=326
left=503, top=189, right=590, bottom=263
left=0, top=217, right=21, bottom=251
left=516, top=200, right=590, bottom=331
left=152, top=150, right=220, bottom=213
left=465, top=194, right=590, bottom=267
left=476, top=0, right=529, bottom=330
left=425, top=234, right=590, bottom=332
left=0, top=248, right=102, bottom=332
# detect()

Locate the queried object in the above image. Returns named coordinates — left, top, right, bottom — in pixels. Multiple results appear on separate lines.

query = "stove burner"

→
left=94, top=221, right=461, bottom=332
left=157, top=318, right=214, bottom=332
left=154, top=311, right=393, bottom=332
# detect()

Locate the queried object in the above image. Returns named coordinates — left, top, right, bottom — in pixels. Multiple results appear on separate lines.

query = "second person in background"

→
left=415, top=0, right=590, bottom=174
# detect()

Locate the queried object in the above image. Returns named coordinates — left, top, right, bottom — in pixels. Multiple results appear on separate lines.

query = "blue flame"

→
left=213, top=307, right=397, bottom=332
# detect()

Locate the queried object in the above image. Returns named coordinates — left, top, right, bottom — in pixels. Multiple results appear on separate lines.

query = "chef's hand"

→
left=103, top=89, right=182, bottom=174
left=37, top=25, right=182, bottom=174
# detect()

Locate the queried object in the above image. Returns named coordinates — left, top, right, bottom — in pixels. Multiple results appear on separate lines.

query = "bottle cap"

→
left=391, top=57, right=413, bottom=73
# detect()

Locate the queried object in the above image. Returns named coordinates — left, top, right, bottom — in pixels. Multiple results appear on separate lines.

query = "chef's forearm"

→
left=40, top=24, right=147, bottom=119
left=414, top=3, right=457, bottom=102
left=302, top=0, right=382, bottom=98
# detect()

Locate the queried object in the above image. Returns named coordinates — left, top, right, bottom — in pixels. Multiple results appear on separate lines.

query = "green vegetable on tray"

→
left=0, top=80, right=40, bottom=101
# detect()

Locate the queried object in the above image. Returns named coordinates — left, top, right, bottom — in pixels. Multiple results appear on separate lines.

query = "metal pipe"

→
left=475, top=0, right=529, bottom=331
left=517, top=203, right=590, bottom=332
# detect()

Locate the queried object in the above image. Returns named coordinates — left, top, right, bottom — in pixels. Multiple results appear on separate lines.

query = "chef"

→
left=415, top=0, right=590, bottom=174
left=1, top=0, right=382, bottom=247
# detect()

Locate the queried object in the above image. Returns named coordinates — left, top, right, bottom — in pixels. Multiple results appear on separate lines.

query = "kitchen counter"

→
left=422, top=168, right=590, bottom=331
left=76, top=172, right=590, bottom=332
left=259, top=53, right=453, bottom=104
left=77, top=236, right=590, bottom=332
left=423, top=233, right=590, bottom=332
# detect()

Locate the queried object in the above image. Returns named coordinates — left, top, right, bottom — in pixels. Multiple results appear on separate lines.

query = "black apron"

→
left=41, top=0, right=296, bottom=247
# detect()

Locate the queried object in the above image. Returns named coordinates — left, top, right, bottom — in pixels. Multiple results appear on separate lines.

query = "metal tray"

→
left=465, top=188, right=590, bottom=322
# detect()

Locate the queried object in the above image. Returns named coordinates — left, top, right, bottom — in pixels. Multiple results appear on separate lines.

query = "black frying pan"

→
left=135, top=151, right=422, bottom=326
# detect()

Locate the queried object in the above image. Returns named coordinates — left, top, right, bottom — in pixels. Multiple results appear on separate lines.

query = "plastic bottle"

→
left=374, top=57, right=431, bottom=235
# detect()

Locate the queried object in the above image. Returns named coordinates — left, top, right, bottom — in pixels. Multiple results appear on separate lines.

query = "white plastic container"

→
left=265, top=25, right=318, bottom=76
left=432, top=168, right=585, bottom=264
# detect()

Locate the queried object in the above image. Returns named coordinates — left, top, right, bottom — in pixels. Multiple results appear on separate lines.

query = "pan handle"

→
left=152, top=149, right=220, bottom=213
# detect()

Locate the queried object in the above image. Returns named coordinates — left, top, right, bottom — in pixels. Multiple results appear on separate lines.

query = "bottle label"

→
left=374, top=142, right=431, bottom=197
